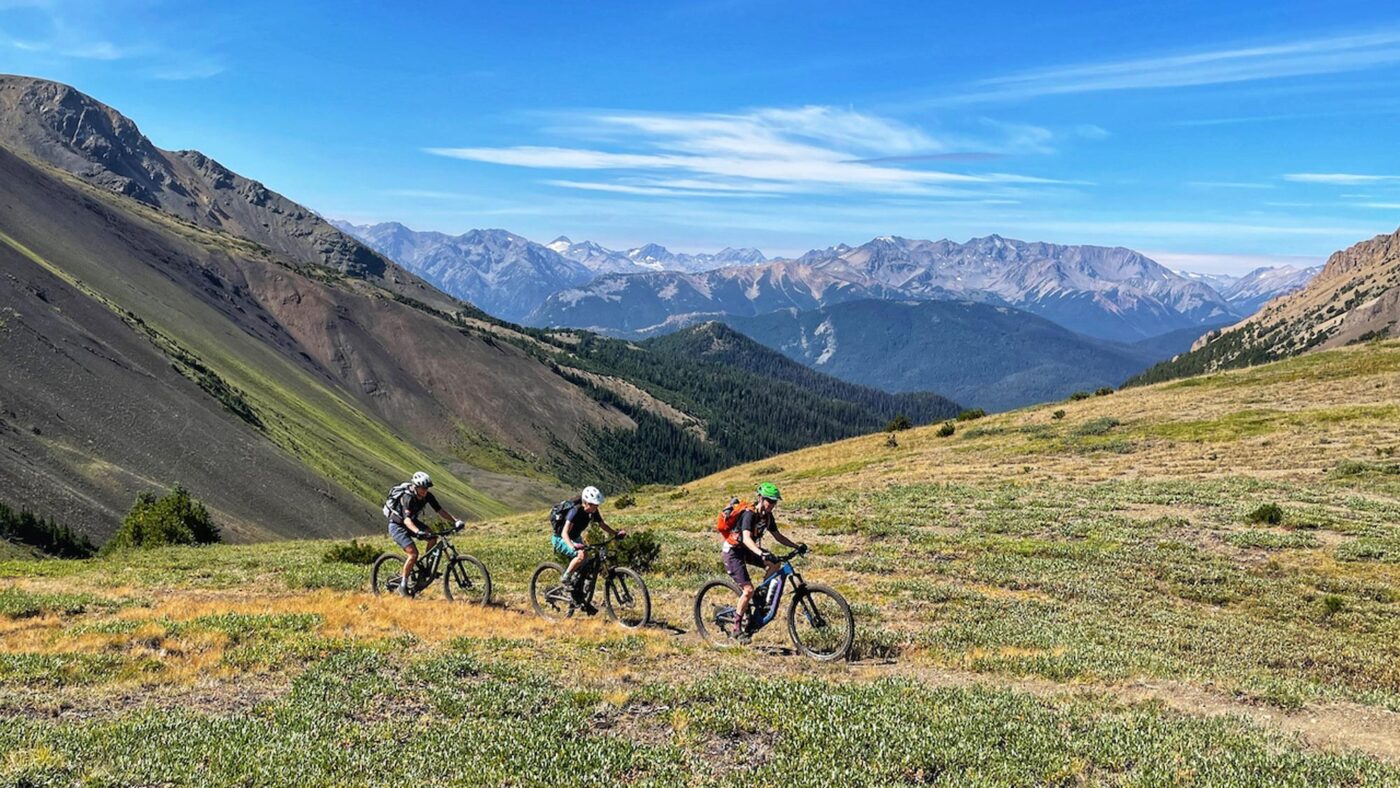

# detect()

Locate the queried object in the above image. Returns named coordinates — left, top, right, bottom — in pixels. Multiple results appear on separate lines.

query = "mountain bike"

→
left=529, top=535, right=651, bottom=628
left=693, top=547, right=854, bottom=661
left=370, top=523, right=492, bottom=604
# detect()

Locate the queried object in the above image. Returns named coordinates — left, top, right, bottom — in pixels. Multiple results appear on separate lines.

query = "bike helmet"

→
left=756, top=482, right=781, bottom=502
left=581, top=485, right=604, bottom=505
left=411, top=471, right=433, bottom=489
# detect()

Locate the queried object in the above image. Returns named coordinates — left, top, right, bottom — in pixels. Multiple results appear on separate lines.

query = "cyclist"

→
left=554, top=485, right=626, bottom=611
left=386, top=471, right=464, bottom=595
left=724, top=482, right=805, bottom=643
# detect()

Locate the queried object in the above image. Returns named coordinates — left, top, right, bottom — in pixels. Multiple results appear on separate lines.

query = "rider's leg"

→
left=734, top=582, right=755, bottom=630
left=400, top=543, right=419, bottom=590
left=564, top=549, right=587, bottom=583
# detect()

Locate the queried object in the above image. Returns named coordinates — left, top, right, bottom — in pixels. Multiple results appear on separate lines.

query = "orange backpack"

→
left=716, top=498, right=750, bottom=546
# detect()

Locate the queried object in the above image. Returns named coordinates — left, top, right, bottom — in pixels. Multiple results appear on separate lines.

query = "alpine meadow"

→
left=2, top=2, right=1400, bottom=786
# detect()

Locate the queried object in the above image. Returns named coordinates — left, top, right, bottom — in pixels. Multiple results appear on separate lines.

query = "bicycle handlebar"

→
left=422, top=522, right=465, bottom=538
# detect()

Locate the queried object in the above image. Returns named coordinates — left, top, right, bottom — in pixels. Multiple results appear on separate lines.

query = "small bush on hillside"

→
left=613, top=493, right=637, bottom=509
left=1051, top=410, right=1066, bottom=421
left=937, top=422, right=956, bottom=438
left=956, top=409, right=986, bottom=422
left=601, top=529, right=661, bottom=571
left=1074, top=417, right=1121, bottom=437
left=322, top=539, right=380, bottom=565
left=1333, top=459, right=1400, bottom=477
left=103, top=485, right=220, bottom=553
left=1321, top=594, right=1346, bottom=619
left=884, top=432, right=899, bottom=448
left=1095, top=387, right=1114, bottom=396
left=1246, top=503, right=1284, bottom=526
left=1068, top=391, right=1092, bottom=401
left=885, top=414, right=912, bottom=432
left=0, top=501, right=96, bottom=558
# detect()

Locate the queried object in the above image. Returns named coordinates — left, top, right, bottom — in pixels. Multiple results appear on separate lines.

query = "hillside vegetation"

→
left=2, top=341, right=1397, bottom=783
left=1132, top=224, right=1399, bottom=386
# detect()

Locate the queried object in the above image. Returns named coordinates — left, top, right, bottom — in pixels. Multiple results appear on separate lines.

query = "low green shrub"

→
left=1068, top=391, right=1092, bottom=401
left=885, top=414, right=912, bottom=432
left=603, top=529, right=661, bottom=571
left=956, top=408, right=986, bottom=422
left=937, top=422, right=956, bottom=438
left=322, top=539, right=381, bottom=565
left=1246, top=503, right=1284, bottom=525
left=613, top=493, right=637, bottom=510
left=1051, top=410, right=1066, bottom=420
left=1095, top=387, right=1114, bottom=396
left=102, top=485, right=221, bottom=553
left=1074, top=417, right=1121, bottom=436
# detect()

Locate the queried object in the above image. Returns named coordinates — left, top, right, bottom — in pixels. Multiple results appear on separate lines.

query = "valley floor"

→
left=2, top=341, right=1399, bottom=785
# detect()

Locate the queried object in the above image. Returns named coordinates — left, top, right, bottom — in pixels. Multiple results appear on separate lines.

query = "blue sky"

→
left=3, top=1, right=1400, bottom=272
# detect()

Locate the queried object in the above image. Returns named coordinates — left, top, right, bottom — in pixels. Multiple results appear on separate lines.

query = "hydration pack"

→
left=383, top=482, right=413, bottom=520
left=549, top=498, right=582, bottom=536
left=716, top=498, right=750, bottom=546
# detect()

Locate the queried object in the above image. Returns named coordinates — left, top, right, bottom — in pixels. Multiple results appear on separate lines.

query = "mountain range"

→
left=1132, top=227, right=1399, bottom=385
left=0, top=75, right=956, bottom=544
left=531, top=235, right=1244, bottom=344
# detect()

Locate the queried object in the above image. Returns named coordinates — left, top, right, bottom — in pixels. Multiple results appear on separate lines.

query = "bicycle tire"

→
left=692, top=577, right=743, bottom=648
left=370, top=553, right=407, bottom=596
left=529, top=562, right=573, bottom=621
left=443, top=555, right=493, bottom=605
left=603, top=567, right=651, bottom=628
left=787, top=583, right=854, bottom=662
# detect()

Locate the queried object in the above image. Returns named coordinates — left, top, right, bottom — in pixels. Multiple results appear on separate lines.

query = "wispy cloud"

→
left=1188, top=181, right=1276, bottom=190
left=943, top=29, right=1400, bottom=103
left=1284, top=172, right=1400, bottom=185
left=427, top=106, right=1071, bottom=198
left=1, top=1, right=223, bottom=79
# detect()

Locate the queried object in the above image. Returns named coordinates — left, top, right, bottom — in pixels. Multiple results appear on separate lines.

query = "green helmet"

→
left=756, top=482, right=782, bottom=502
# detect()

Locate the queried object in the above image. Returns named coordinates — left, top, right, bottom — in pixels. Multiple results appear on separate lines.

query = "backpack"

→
left=383, top=482, right=413, bottom=520
left=549, top=498, right=582, bottom=536
left=716, top=498, right=750, bottom=546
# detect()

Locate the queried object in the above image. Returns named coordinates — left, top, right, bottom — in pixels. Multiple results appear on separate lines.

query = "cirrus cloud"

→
left=426, top=106, right=1074, bottom=198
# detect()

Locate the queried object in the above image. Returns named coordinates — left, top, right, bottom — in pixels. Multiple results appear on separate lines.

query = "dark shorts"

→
left=722, top=543, right=766, bottom=587
left=388, top=520, right=418, bottom=549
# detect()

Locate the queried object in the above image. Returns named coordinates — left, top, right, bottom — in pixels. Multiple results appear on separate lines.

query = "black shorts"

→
left=722, top=543, right=766, bottom=587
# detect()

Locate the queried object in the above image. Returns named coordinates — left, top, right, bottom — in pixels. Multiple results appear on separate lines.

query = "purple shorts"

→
left=722, top=543, right=766, bottom=587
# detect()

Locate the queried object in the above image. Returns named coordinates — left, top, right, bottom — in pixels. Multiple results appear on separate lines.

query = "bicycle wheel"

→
left=603, top=567, right=651, bottom=629
left=443, top=555, right=493, bottom=605
left=371, top=553, right=407, bottom=596
left=787, top=583, right=854, bottom=662
left=529, top=562, right=574, bottom=621
left=693, top=577, right=743, bottom=648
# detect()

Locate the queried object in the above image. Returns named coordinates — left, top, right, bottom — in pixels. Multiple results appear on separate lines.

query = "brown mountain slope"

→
left=0, top=143, right=628, bottom=538
left=0, top=74, right=459, bottom=313
left=1128, top=225, right=1399, bottom=384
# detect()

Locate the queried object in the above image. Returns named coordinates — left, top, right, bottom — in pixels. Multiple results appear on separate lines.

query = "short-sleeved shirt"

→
left=558, top=504, right=601, bottom=542
left=736, top=507, right=776, bottom=544
left=388, top=487, right=441, bottom=525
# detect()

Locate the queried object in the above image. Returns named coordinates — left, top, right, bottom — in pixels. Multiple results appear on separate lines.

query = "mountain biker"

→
left=386, top=471, right=464, bottom=595
left=724, top=482, right=805, bottom=643
left=554, top=486, right=625, bottom=609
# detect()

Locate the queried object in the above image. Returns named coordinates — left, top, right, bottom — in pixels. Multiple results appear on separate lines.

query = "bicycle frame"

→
left=747, top=557, right=804, bottom=633
left=410, top=533, right=460, bottom=589
left=568, top=538, right=616, bottom=606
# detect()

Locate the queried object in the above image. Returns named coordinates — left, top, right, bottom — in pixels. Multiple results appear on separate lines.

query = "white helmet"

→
left=581, top=485, right=604, bottom=505
left=411, top=471, right=433, bottom=489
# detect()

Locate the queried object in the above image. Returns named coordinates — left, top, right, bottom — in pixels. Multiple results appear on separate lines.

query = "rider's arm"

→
left=770, top=526, right=800, bottom=550
left=404, top=515, right=427, bottom=536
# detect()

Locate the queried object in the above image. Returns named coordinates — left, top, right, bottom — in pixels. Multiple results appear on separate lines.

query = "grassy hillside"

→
left=1, top=341, right=1396, bottom=783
